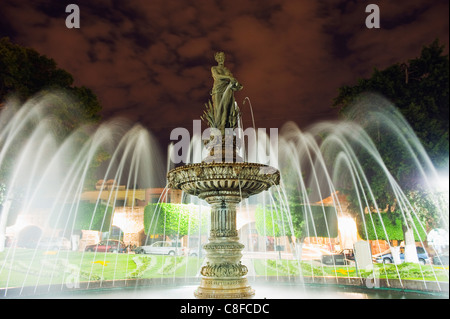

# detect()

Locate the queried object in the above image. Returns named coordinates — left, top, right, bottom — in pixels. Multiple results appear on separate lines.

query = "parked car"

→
left=134, top=241, right=185, bottom=256
left=432, top=254, right=449, bottom=265
left=321, top=252, right=348, bottom=265
left=85, top=240, right=126, bottom=253
left=374, top=246, right=429, bottom=265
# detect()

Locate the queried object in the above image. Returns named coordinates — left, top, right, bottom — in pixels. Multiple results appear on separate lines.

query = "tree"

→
left=0, top=37, right=101, bottom=128
left=255, top=204, right=338, bottom=241
left=58, top=202, right=114, bottom=233
left=0, top=38, right=71, bottom=100
left=144, top=203, right=209, bottom=240
left=0, top=38, right=106, bottom=250
left=273, top=145, right=339, bottom=246
left=356, top=212, right=426, bottom=243
left=332, top=40, right=449, bottom=261
left=254, top=205, right=292, bottom=238
left=333, top=39, right=448, bottom=170
left=0, top=38, right=105, bottom=188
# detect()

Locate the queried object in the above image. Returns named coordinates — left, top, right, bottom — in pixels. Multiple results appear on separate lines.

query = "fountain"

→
left=167, top=52, right=280, bottom=298
left=0, top=54, right=448, bottom=300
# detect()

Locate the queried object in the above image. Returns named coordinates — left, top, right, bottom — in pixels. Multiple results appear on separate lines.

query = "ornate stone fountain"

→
left=167, top=52, right=280, bottom=299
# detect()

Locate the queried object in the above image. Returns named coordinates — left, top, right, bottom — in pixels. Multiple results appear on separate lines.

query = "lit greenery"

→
left=252, top=259, right=448, bottom=281
left=254, top=204, right=338, bottom=239
left=1, top=249, right=447, bottom=290
left=143, top=203, right=209, bottom=239
left=49, top=202, right=114, bottom=233
left=356, top=212, right=427, bottom=242
left=0, top=249, right=202, bottom=288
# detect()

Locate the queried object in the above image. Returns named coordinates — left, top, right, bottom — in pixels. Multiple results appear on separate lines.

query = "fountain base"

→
left=195, top=278, right=254, bottom=299
left=167, top=162, right=280, bottom=299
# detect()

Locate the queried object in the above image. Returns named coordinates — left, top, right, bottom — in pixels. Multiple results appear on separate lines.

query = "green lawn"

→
left=1, top=248, right=448, bottom=290
left=252, top=259, right=449, bottom=282
left=0, top=248, right=203, bottom=289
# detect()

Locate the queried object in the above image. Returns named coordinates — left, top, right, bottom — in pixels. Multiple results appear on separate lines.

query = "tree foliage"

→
left=333, top=39, right=448, bottom=170
left=357, top=211, right=426, bottom=242
left=50, top=202, right=114, bottom=232
left=144, top=203, right=209, bottom=239
left=332, top=40, right=449, bottom=235
left=255, top=204, right=338, bottom=240
left=0, top=37, right=101, bottom=128
left=0, top=38, right=106, bottom=194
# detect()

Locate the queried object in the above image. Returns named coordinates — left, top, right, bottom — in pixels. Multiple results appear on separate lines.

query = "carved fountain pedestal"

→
left=167, top=51, right=279, bottom=298
left=167, top=137, right=279, bottom=299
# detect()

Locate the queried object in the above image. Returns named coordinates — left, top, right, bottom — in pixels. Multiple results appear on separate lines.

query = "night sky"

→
left=0, top=0, right=448, bottom=147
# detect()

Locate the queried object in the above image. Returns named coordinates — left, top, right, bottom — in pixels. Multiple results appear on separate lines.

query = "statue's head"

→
left=214, top=52, right=225, bottom=64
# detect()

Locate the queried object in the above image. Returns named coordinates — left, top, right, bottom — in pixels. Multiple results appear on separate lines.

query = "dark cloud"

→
left=0, top=0, right=448, bottom=146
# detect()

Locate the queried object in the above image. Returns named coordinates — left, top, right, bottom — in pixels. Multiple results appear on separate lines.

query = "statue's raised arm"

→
left=202, top=52, right=243, bottom=135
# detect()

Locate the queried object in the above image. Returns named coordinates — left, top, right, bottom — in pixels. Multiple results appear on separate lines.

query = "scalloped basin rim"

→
left=167, top=162, right=278, bottom=172
left=166, top=162, right=281, bottom=181
left=166, top=162, right=280, bottom=197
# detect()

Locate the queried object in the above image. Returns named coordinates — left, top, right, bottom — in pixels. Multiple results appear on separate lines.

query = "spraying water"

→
left=0, top=91, right=448, bottom=298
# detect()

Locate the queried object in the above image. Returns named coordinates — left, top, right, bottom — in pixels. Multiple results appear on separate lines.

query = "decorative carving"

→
left=194, top=166, right=203, bottom=177
left=209, top=229, right=238, bottom=237
left=203, top=242, right=244, bottom=250
left=200, top=262, right=248, bottom=278
left=201, top=279, right=244, bottom=286
left=167, top=162, right=280, bottom=200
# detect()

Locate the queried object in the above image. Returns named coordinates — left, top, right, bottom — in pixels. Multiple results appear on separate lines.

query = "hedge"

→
left=356, top=211, right=427, bottom=241
left=143, top=203, right=209, bottom=238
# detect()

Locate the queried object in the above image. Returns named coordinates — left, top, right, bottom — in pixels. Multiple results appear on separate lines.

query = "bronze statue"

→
left=202, top=52, right=243, bottom=134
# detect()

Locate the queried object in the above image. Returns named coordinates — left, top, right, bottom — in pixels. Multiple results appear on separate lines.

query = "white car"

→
left=135, top=241, right=185, bottom=256
left=37, top=237, right=72, bottom=251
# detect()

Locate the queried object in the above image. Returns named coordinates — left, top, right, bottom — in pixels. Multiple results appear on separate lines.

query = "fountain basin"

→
left=6, top=277, right=447, bottom=299
left=167, top=162, right=280, bottom=201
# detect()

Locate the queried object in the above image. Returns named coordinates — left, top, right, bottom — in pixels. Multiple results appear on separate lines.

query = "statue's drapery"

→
left=203, top=52, right=242, bottom=133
